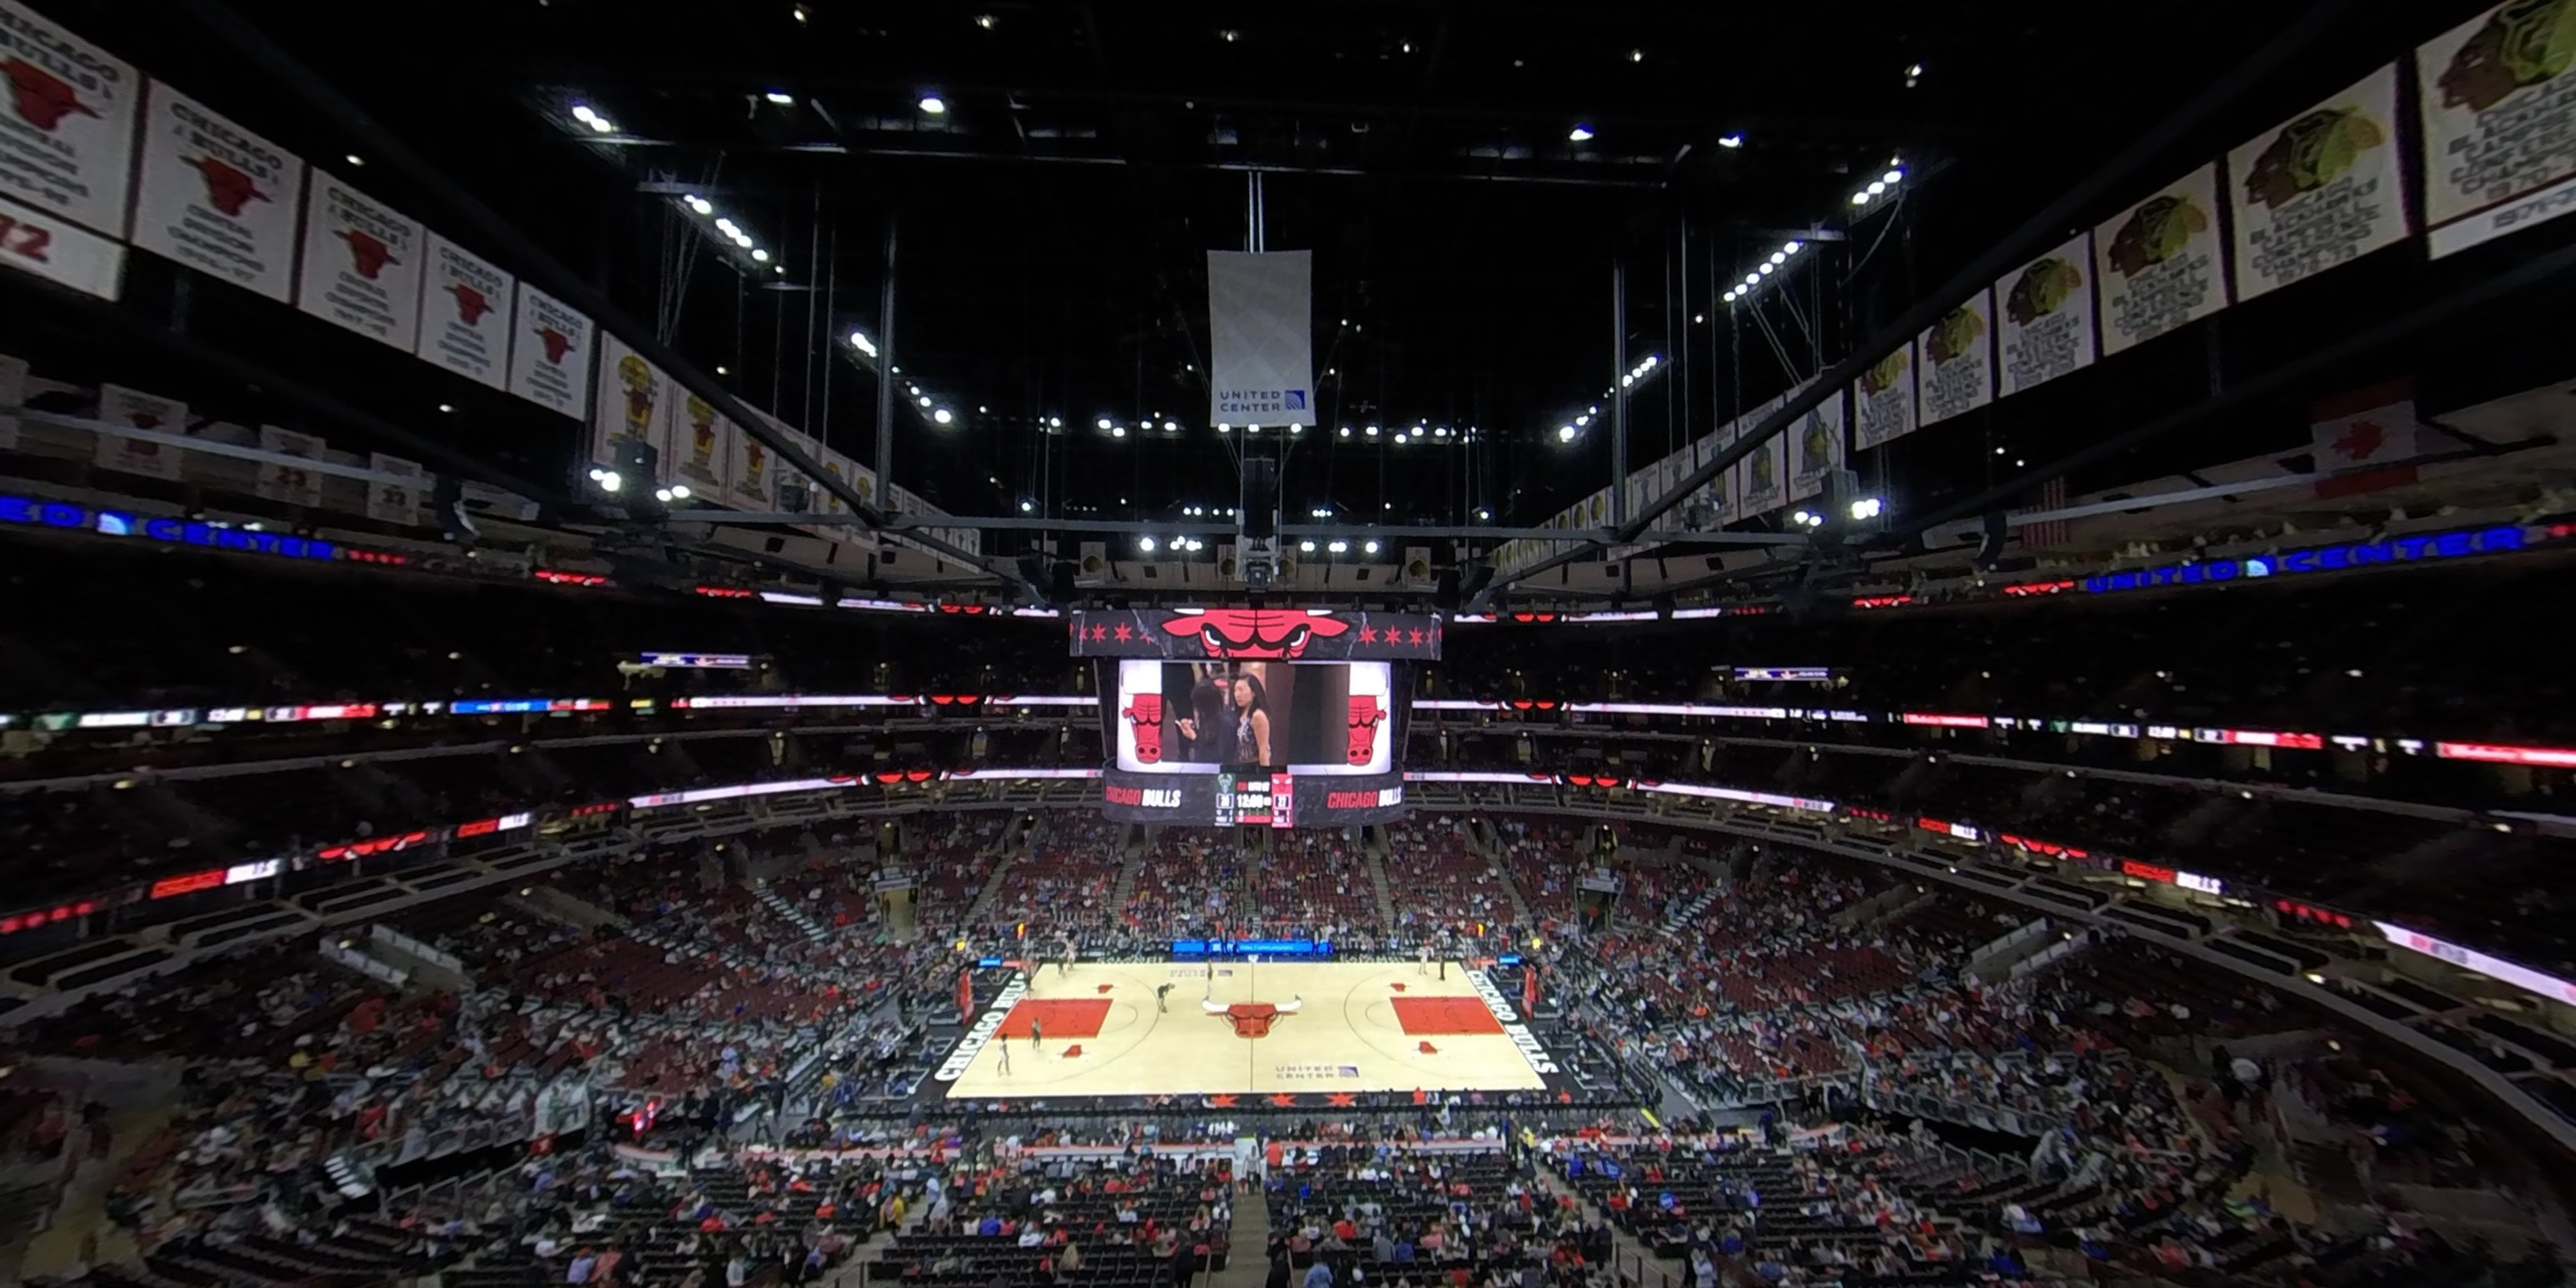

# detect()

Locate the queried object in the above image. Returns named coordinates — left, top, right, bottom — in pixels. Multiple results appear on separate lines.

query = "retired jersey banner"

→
left=130, top=81, right=305, bottom=303
left=93, top=383, right=184, bottom=480
left=1787, top=385, right=1846, bottom=503
left=2229, top=66, right=2409, bottom=299
left=507, top=283, right=591, bottom=419
left=1916, top=291, right=1995, bottom=426
left=1069, top=608, right=1444, bottom=661
left=295, top=172, right=424, bottom=352
left=1206, top=249, right=1316, bottom=426
left=2096, top=165, right=2228, bottom=356
left=1734, top=397, right=1787, bottom=516
left=2419, top=1, right=2576, bottom=257
left=1852, top=349, right=1917, bottom=450
left=254, top=425, right=325, bottom=506
left=1699, top=428, right=1740, bottom=525
left=0, top=191, right=120, bottom=298
left=0, top=0, right=138, bottom=234
left=366, top=452, right=426, bottom=526
left=1996, top=234, right=2097, bottom=398
left=417, top=234, right=514, bottom=389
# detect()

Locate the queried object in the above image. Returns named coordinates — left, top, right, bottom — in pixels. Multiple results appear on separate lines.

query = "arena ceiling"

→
left=67, top=0, right=2574, bottom=577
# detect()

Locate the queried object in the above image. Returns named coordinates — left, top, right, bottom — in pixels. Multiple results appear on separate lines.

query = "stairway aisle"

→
left=1206, top=1181, right=1269, bottom=1288
left=1363, top=830, right=1398, bottom=930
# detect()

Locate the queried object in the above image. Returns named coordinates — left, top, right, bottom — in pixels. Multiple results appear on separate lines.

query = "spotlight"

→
left=933, top=408, right=954, bottom=425
left=1111, top=425, right=1126, bottom=437
left=1340, top=426, right=1352, bottom=437
left=1849, top=497, right=1884, bottom=520
left=1138, top=536, right=1157, bottom=552
left=1568, top=124, right=1594, bottom=142
left=1784, top=241, right=1803, bottom=254
left=1163, top=420, right=1179, bottom=432
left=750, top=248, right=770, bottom=263
left=918, top=395, right=932, bottom=408
left=1745, top=273, right=1761, bottom=286
left=764, top=91, right=795, bottom=105
left=1476, top=508, right=1491, bottom=520
left=1884, top=168, right=1905, bottom=185
left=1097, top=418, right=1113, bottom=430
left=654, top=487, right=674, bottom=502
left=1557, top=425, right=1577, bottom=442
left=1363, top=540, right=1380, bottom=554
left=1019, top=499, right=1034, bottom=513
left=1299, top=540, right=1317, bottom=552
left=1327, top=540, right=1349, bottom=553
left=1867, top=180, right=1887, bottom=196
left=919, top=94, right=947, bottom=114
left=1717, top=134, right=1743, bottom=148
left=1791, top=508, right=1814, bottom=526
left=849, top=331, right=877, bottom=355
left=672, top=484, right=692, bottom=499
left=1769, top=252, right=1786, bottom=266
left=1365, top=425, right=1380, bottom=436
left=597, top=471, right=622, bottom=493
left=1851, top=192, right=1872, bottom=206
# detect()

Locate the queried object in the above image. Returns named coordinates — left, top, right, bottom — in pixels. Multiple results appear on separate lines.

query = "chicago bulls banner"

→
left=507, top=283, right=593, bottom=419
left=0, top=0, right=139, bottom=236
left=295, top=171, right=425, bottom=352
left=418, top=234, right=514, bottom=389
left=130, top=80, right=305, bottom=303
left=1069, top=608, right=1442, bottom=661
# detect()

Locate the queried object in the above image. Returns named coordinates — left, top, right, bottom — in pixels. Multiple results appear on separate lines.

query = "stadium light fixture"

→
left=932, top=408, right=954, bottom=425
left=1849, top=497, right=1884, bottom=520
left=1557, top=425, right=1577, bottom=442
left=1363, top=540, right=1380, bottom=554
left=1327, top=540, right=1349, bottom=553
left=1138, top=536, right=1157, bottom=552
left=764, top=91, right=796, bottom=105
left=1717, top=134, right=1743, bottom=148
left=919, top=93, right=947, bottom=114
left=1299, top=540, right=1317, bottom=553
left=1568, top=124, right=1595, bottom=142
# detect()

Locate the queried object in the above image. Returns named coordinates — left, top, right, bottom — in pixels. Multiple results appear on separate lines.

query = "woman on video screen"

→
left=1175, top=666, right=1230, bottom=763
left=1230, top=673, right=1272, bottom=765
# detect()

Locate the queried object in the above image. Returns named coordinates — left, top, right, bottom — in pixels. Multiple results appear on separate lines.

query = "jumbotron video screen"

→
left=1069, top=608, right=1433, bottom=826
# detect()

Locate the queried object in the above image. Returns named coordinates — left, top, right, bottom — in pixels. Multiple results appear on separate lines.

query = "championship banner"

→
left=1852, top=349, right=1917, bottom=450
left=1916, top=290, right=1995, bottom=426
left=1069, top=608, right=1444, bottom=661
left=0, top=0, right=139, bottom=234
left=254, top=425, right=325, bottom=506
left=129, top=80, right=305, bottom=303
left=1736, top=428, right=1787, bottom=517
left=2095, top=164, right=2228, bottom=357
left=1206, top=249, right=1316, bottom=426
left=670, top=391, right=729, bottom=495
left=93, top=383, right=184, bottom=480
left=367, top=452, right=426, bottom=526
left=727, top=416, right=774, bottom=507
left=591, top=335, right=674, bottom=480
left=2229, top=66, right=2410, bottom=299
left=295, top=171, right=425, bottom=352
left=1996, top=234, right=2097, bottom=398
left=1787, top=383, right=1847, bottom=504
left=507, top=283, right=592, bottom=419
left=2418, top=1, right=2576, bottom=257
left=417, top=234, right=514, bottom=389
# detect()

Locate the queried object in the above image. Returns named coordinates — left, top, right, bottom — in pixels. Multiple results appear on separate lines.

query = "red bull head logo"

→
left=536, top=326, right=575, bottom=364
left=186, top=155, right=267, bottom=217
left=448, top=283, right=493, bottom=325
left=1122, top=692, right=1165, bottom=763
left=3, top=58, right=96, bottom=132
left=1346, top=695, right=1383, bottom=766
left=1158, top=608, right=1351, bottom=659
left=339, top=228, right=397, bottom=280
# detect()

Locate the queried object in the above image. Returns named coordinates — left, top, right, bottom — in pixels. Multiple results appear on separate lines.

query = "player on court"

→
left=996, top=1035, right=1011, bottom=1074
left=1157, top=981, right=1174, bottom=1013
left=1030, top=1019, right=1043, bottom=1052
left=1417, top=944, right=1431, bottom=976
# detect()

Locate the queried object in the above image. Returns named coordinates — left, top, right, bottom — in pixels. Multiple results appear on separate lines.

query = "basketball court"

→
left=941, top=960, right=1550, bottom=1098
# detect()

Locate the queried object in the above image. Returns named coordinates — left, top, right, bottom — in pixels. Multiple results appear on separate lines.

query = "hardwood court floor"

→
left=941, top=959, right=1548, bottom=1099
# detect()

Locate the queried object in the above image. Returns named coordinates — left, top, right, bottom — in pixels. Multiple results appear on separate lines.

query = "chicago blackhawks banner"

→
left=2095, top=164, right=2229, bottom=357
left=2418, top=0, right=2576, bottom=257
left=2228, top=66, right=2410, bottom=298
left=1995, top=234, right=2097, bottom=398
left=1069, top=608, right=1444, bottom=661
left=1206, top=249, right=1316, bottom=426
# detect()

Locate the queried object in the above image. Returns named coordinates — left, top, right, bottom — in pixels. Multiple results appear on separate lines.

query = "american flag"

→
left=2017, top=476, right=2070, bottom=550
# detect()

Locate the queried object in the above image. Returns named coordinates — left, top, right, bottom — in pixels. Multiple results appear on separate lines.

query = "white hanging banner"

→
left=366, top=452, right=426, bottom=526
left=254, top=425, right=326, bottom=506
left=1916, top=290, right=1995, bottom=426
left=2095, top=164, right=2228, bottom=357
left=2229, top=66, right=2410, bottom=299
left=93, top=383, right=186, bottom=480
left=0, top=192, right=120, bottom=298
left=295, top=171, right=425, bottom=351
left=507, top=283, right=592, bottom=419
left=2418, top=2, right=2576, bottom=257
left=0, top=0, right=140, bottom=234
left=1787, top=384, right=1847, bottom=503
left=129, top=80, right=305, bottom=303
left=1996, top=234, right=2097, bottom=398
left=1206, top=249, right=1316, bottom=426
left=0, top=352, right=25, bottom=452
left=1851, top=350, right=1918, bottom=450
left=417, top=234, right=514, bottom=389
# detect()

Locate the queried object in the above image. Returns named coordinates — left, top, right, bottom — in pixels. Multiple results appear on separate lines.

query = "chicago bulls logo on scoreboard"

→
left=1069, top=608, right=1441, bottom=660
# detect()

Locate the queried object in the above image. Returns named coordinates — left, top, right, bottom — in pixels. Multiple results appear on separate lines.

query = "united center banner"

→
left=1207, top=249, right=1316, bottom=426
left=0, top=0, right=138, bottom=234
left=2229, top=66, right=2410, bottom=299
left=1996, top=234, right=2097, bottom=398
left=2418, top=0, right=2576, bottom=257
left=2095, top=164, right=2228, bottom=357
